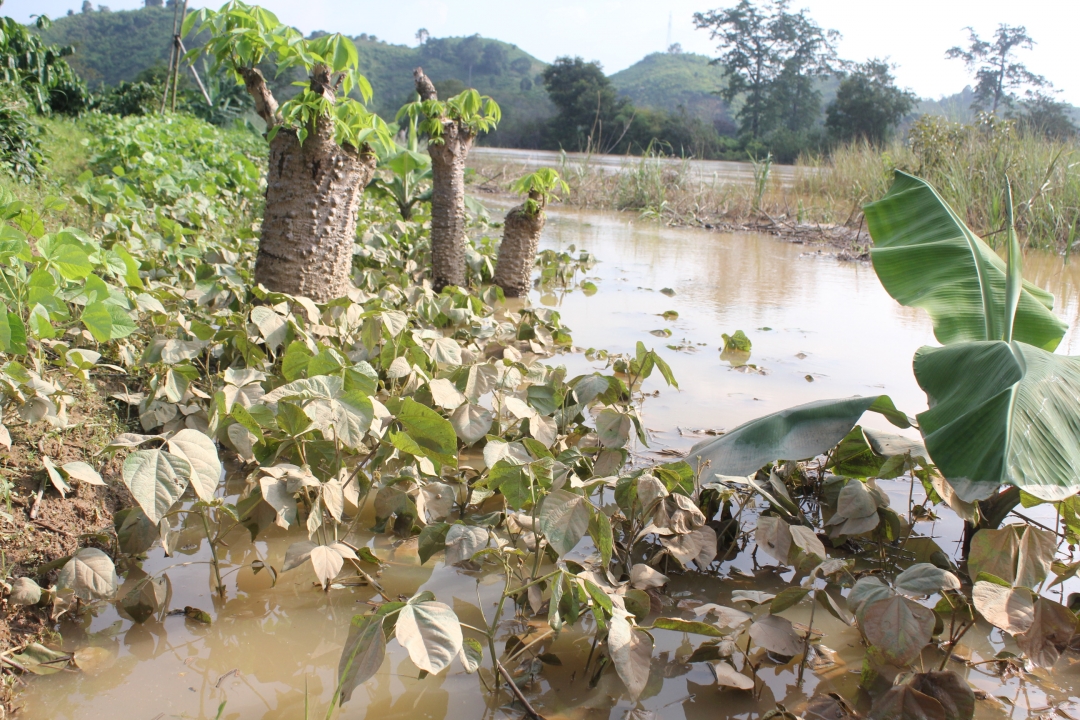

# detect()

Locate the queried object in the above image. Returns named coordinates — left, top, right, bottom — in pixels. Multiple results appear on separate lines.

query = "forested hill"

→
left=38, top=5, right=178, bottom=87
left=610, top=52, right=735, bottom=132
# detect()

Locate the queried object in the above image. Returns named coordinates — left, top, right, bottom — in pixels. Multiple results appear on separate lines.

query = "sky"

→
left=11, top=0, right=1080, bottom=105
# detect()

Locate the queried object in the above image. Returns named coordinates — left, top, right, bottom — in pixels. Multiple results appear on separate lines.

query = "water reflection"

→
left=18, top=208, right=1080, bottom=719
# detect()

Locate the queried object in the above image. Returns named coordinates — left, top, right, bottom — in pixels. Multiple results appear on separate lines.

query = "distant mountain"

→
left=610, top=52, right=735, bottom=132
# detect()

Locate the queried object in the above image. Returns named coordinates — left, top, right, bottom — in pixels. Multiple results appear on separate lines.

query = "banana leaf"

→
left=915, top=340, right=1080, bottom=502
left=864, top=171, right=1066, bottom=352
left=685, top=396, right=911, bottom=478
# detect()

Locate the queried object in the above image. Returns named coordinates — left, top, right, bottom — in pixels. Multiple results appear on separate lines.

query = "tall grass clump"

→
left=797, top=114, right=1079, bottom=250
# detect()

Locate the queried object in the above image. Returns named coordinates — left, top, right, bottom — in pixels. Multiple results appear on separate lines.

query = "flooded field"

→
left=17, top=207, right=1080, bottom=720
left=470, top=147, right=801, bottom=187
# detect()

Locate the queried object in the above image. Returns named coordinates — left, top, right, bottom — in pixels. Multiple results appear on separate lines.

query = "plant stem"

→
left=797, top=589, right=818, bottom=686
left=200, top=508, right=225, bottom=597
left=496, top=660, right=547, bottom=720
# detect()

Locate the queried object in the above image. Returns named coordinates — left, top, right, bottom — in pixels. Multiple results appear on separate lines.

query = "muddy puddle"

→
left=19, top=207, right=1080, bottom=719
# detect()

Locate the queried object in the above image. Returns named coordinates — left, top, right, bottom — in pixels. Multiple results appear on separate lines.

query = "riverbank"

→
left=469, top=117, right=1080, bottom=253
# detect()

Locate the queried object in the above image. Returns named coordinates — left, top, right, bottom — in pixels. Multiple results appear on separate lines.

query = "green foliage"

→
left=946, top=24, right=1048, bottom=115
left=864, top=171, right=1066, bottom=350
left=541, top=56, right=630, bottom=153
left=39, top=4, right=182, bottom=88
left=0, top=86, right=46, bottom=182
left=693, top=0, right=840, bottom=139
left=185, top=1, right=389, bottom=151
left=94, top=80, right=160, bottom=117
left=826, top=59, right=916, bottom=145
left=397, top=88, right=501, bottom=144
left=510, top=168, right=567, bottom=215
left=0, top=15, right=89, bottom=116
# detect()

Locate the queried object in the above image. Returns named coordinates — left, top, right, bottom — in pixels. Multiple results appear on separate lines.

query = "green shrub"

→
left=0, top=85, right=46, bottom=182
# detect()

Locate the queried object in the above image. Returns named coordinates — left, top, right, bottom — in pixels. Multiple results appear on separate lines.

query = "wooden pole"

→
left=159, top=0, right=182, bottom=114
left=168, top=0, right=189, bottom=113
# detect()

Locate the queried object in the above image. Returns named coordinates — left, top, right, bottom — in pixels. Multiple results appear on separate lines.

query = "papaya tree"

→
left=400, top=70, right=499, bottom=290
left=184, top=2, right=390, bottom=302
left=492, top=169, right=568, bottom=297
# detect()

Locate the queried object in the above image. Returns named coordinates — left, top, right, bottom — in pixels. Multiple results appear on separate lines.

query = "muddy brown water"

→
left=19, top=208, right=1080, bottom=719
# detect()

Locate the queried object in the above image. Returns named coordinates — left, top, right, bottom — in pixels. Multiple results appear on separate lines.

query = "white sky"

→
left=11, top=0, right=1080, bottom=105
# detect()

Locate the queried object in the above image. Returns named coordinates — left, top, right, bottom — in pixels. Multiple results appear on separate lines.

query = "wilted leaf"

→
left=1015, top=526, right=1056, bottom=589
left=1015, top=598, right=1077, bottom=668
left=73, top=646, right=115, bottom=675
left=57, top=548, right=119, bottom=602
left=609, top=613, right=653, bottom=699
left=711, top=661, right=754, bottom=690
left=895, top=563, right=961, bottom=597
left=662, top=525, right=717, bottom=569
left=909, top=671, right=976, bottom=720
left=337, top=615, right=386, bottom=705
left=972, top=581, right=1034, bottom=635
left=755, top=515, right=792, bottom=565
left=11, top=643, right=69, bottom=675
left=310, top=545, right=344, bottom=588
left=444, top=524, right=489, bottom=566
left=61, top=461, right=104, bottom=486
left=849, top=576, right=896, bottom=617
left=450, top=403, right=493, bottom=445
left=9, top=577, right=42, bottom=606
left=693, top=604, right=752, bottom=629
left=122, top=576, right=169, bottom=623
left=537, top=489, right=590, bottom=557
left=122, top=449, right=191, bottom=523
left=428, top=378, right=466, bottom=410
left=166, top=429, right=221, bottom=502
left=748, top=614, right=802, bottom=657
left=459, top=637, right=483, bottom=673
left=396, top=601, right=463, bottom=674
left=731, top=590, right=775, bottom=606
left=630, top=564, right=668, bottom=589
left=861, top=595, right=935, bottom=666
left=967, top=527, right=1019, bottom=586
left=282, top=540, right=316, bottom=573
left=789, top=525, right=826, bottom=564
left=771, top=587, right=811, bottom=614
left=868, top=684, right=946, bottom=720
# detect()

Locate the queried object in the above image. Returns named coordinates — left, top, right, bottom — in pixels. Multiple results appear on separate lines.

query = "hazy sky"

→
left=11, top=0, right=1080, bottom=105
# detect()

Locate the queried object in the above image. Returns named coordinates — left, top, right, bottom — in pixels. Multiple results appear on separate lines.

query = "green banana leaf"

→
left=864, top=171, right=1066, bottom=352
left=685, top=396, right=911, bottom=477
left=915, top=340, right=1080, bottom=502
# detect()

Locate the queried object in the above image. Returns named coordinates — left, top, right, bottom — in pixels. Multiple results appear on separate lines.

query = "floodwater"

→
left=18, top=207, right=1080, bottom=720
left=471, top=147, right=800, bottom=187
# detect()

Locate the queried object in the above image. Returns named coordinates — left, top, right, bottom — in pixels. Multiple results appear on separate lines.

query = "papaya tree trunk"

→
left=493, top=195, right=545, bottom=298
left=414, top=67, right=474, bottom=292
left=240, top=64, right=376, bottom=302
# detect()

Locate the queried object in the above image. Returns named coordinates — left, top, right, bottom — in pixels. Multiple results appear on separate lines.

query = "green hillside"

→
left=352, top=35, right=554, bottom=146
left=610, top=52, right=735, bottom=132
left=39, top=5, right=179, bottom=87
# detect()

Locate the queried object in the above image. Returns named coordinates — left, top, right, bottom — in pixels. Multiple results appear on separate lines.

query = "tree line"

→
left=524, top=0, right=1077, bottom=162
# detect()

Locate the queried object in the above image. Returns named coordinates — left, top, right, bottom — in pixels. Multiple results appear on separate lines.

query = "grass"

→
left=0, top=116, right=93, bottom=232
left=470, top=117, right=1080, bottom=252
